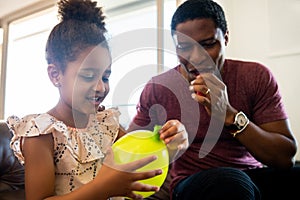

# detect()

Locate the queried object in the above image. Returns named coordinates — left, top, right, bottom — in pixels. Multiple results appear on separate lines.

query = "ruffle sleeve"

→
left=7, top=109, right=120, bottom=166
left=7, top=114, right=67, bottom=165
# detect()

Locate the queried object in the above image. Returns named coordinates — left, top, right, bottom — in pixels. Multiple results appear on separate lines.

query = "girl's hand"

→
left=159, top=120, right=189, bottom=161
left=97, top=147, right=162, bottom=200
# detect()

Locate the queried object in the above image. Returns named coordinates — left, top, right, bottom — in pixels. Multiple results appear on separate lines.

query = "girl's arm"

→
left=23, top=134, right=161, bottom=200
left=23, top=134, right=56, bottom=200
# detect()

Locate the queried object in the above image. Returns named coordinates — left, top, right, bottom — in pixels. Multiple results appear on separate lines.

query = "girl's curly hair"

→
left=46, top=0, right=108, bottom=72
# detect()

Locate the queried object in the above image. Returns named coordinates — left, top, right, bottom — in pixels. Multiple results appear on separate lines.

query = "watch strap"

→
left=231, top=119, right=249, bottom=137
left=225, top=111, right=249, bottom=137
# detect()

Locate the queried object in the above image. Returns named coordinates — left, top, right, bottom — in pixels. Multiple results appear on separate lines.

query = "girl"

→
left=7, top=0, right=188, bottom=199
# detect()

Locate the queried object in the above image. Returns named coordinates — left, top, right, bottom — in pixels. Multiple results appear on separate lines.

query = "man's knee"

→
left=173, top=167, right=261, bottom=200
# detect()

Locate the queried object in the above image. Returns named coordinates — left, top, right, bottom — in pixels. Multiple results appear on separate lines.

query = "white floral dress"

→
left=7, top=109, right=121, bottom=197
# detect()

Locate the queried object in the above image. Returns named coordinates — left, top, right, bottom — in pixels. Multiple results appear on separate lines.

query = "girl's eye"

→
left=102, top=76, right=109, bottom=83
left=79, top=72, right=96, bottom=82
left=83, top=76, right=95, bottom=81
left=79, top=69, right=111, bottom=83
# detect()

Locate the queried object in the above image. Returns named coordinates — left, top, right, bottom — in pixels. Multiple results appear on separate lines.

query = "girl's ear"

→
left=48, top=64, right=62, bottom=87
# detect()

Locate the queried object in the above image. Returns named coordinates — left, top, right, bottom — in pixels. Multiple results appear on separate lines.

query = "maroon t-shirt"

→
left=128, top=59, right=288, bottom=193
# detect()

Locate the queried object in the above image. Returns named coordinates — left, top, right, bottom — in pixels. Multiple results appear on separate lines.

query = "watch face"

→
left=237, top=114, right=247, bottom=126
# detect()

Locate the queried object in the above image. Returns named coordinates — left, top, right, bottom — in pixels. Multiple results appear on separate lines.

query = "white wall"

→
left=217, top=0, right=300, bottom=160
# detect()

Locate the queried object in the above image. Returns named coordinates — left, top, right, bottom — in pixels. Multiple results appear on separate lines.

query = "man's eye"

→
left=200, top=40, right=217, bottom=49
left=177, top=44, right=193, bottom=51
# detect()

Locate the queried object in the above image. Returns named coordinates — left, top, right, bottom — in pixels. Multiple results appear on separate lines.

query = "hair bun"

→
left=58, top=0, right=106, bottom=30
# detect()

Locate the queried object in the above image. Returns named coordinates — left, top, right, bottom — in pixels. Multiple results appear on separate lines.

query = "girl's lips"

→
left=87, top=96, right=103, bottom=105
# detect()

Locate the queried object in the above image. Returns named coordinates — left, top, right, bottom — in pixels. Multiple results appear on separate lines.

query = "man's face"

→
left=174, top=18, right=228, bottom=82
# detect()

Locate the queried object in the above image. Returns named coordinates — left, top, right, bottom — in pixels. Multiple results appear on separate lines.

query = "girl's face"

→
left=59, top=45, right=111, bottom=115
left=174, top=18, right=228, bottom=82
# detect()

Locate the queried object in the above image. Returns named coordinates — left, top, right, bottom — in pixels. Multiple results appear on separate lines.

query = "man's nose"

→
left=189, top=45, right=208, bottom=67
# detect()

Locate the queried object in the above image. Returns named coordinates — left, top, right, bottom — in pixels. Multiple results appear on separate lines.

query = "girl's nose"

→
left=94, top=80, right=106, bottom=93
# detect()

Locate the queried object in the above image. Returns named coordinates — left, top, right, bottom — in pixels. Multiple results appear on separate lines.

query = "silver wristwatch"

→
left=225, top=111, right=249, bottom=137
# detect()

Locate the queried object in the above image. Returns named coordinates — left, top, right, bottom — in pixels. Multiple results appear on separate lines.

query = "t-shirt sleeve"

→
left=128, top=78, right=158, bottom=131
left=251, top=64, right=288, bottom=124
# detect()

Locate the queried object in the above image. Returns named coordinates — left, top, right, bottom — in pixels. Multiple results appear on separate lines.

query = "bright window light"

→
left=5, top=8, right=59, bottom=119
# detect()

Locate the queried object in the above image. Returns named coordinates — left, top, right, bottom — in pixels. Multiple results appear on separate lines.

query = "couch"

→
left=0, top=120, right=25, bottom=200
left=1, top=119, right=300, bottom=200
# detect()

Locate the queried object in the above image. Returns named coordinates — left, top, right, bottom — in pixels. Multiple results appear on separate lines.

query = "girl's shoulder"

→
left=7, top=113, right=67, bottom=137
left=7, top=113, right=66, bottom=165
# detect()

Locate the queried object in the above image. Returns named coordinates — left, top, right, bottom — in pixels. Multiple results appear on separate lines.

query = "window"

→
left=102, top=0, right=178, bottom=127
left=4, top=8, right=58, bottom=119
left=102, top=1, right=157, bottom=127
left=0, top=28, right=2, bottom=67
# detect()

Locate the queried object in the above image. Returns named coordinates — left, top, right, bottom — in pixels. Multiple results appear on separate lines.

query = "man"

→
left=128, top=0, right=298, bottom=199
